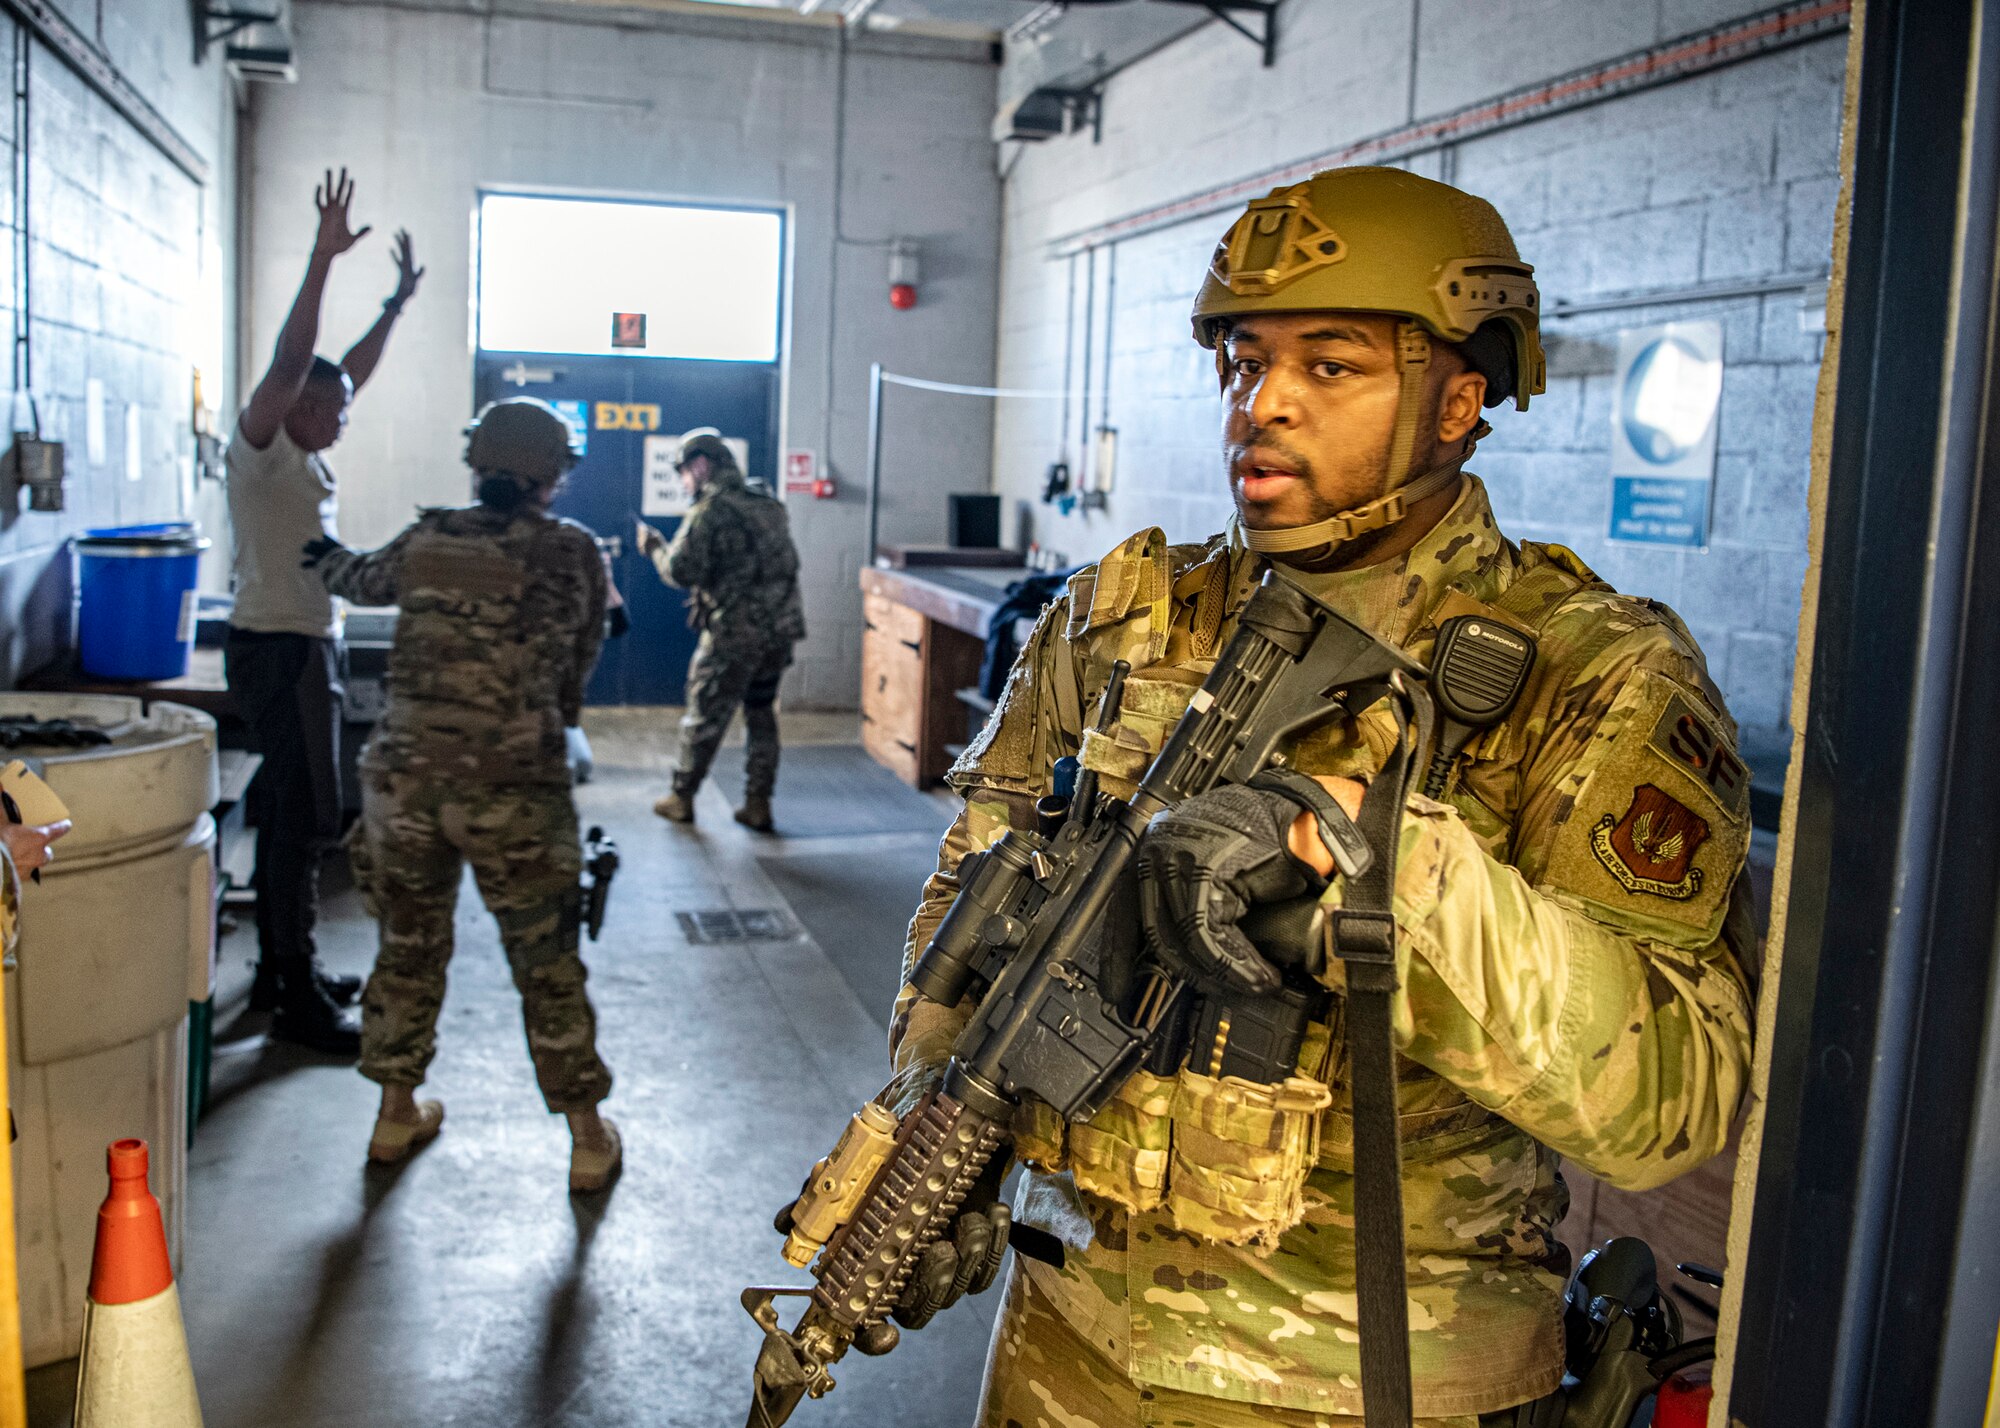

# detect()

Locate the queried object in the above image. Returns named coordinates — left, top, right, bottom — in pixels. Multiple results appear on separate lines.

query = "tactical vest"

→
left=1008, top=525, right=1610, bottom=1253
left=375, top=510, right=579, bottom=782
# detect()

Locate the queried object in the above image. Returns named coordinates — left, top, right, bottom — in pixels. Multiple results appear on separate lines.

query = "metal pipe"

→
left=1546, top=270, right=1827, bottom=319
left=864, top=361, right=883, bottom=567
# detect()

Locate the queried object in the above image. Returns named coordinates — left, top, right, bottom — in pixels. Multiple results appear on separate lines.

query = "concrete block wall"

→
left=244, top=0, right=1001, bottom=709
left=0, top=5, right=238, bottom=687
left=992, top=0, right=1843, bottom=737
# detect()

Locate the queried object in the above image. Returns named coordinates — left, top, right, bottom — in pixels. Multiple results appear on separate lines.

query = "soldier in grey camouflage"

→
left=880, top=168, right=1757, bottom=1425
left=636, top=429, right=805, bottom=833
left=311, top=398, right=622, bottom=1192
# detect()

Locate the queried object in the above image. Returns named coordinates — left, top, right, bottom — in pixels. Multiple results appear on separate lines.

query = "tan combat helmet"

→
left=1190, top=165, right=1545, bottom=555
left=464, top=398, right=581, bottom=484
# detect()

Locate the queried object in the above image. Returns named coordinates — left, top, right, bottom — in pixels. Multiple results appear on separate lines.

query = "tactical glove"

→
left=888, top=1155, right=1010, bottom=1335
left=1139, top=782, right=1327, bottom=996
left=300, top=536, right=347, bottom=569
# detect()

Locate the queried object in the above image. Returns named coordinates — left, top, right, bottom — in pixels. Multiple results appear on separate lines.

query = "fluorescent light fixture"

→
left=476, top=195, right=783, bottom=363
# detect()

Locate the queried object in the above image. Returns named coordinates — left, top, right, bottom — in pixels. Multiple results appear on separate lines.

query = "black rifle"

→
left=580, top=825, right=619, bottom=942
left=743, top=572, right=1427, bottom=1427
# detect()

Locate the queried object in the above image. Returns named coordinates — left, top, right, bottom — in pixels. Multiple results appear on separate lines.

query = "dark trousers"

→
left=225, top=630, right=344, bottom=978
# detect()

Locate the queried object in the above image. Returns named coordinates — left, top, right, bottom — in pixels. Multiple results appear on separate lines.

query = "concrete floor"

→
left=29, top=710, right=997, bottom=1427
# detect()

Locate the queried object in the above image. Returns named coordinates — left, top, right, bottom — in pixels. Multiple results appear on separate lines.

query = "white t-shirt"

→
left=224, top=417, right=341, bottom=638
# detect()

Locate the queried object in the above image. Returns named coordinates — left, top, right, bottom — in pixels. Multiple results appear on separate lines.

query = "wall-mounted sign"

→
left=1607, top=318, right=1724, bottom=549
left=784, top=449, right=817, bottom=495
left=642, top=432, right=751, bottom=518
left=596, top=401, right=661, bottom=432
left=611, top=312, right=648, bottom=349
left=550, top=399, right=589, bottom=457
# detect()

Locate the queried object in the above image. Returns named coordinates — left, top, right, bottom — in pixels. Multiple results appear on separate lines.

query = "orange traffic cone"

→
left=71, top=1139, right=203, bottom=1427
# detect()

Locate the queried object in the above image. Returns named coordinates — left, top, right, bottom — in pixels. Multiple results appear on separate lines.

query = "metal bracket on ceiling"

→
left=1155, top=0, right=1278, bottom=67
left=1062, top=87, right=1103, bottom=143
left=193, top=1, right=280, bottom=59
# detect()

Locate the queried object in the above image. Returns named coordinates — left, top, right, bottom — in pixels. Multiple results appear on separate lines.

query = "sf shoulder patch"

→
left=1646, top=692, right=1750, bottom=825
left=1591, top=784, right=1710, bottom=899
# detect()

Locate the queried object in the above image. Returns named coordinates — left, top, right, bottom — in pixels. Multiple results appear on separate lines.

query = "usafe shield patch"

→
left=1541, top=668, right=1748, bottom=947
left=1591, top=784, right=1711, bottom=899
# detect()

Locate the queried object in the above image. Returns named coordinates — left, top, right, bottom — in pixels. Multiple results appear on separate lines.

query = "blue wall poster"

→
left=550, top=399, right=589, bottom=457
left=1607, top=318, right=1724, bottom=549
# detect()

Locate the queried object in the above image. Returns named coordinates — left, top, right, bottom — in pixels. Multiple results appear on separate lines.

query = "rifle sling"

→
left=1329, top=700, right=1419, bottom=1428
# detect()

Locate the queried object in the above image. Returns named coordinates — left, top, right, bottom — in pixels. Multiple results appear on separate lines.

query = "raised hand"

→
left=389, top=228, right=424, bottom=305
left=313, top=167, right=372, bottom=257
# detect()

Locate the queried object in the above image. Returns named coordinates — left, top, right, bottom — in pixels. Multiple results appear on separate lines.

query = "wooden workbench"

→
left=858, top=564, right=1023, bottom=787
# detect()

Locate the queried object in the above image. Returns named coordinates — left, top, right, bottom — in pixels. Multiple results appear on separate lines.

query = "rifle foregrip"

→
left=812, top=1089, right=1008, bottom=1332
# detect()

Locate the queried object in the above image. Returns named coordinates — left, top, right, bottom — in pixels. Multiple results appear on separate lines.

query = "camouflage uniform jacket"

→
left=889, top=476, right=1757, bottom=1419
left=319, top=504, right=607, bottom=786
left=648, top=467, right=806, bottom=648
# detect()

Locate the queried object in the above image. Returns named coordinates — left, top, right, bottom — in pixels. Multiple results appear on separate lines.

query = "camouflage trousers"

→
left=674, top=631, right=792, bottom=798
left=354, top=769, right=613, bottom=1112
left=976, top=1264, right=1493, bottom=1428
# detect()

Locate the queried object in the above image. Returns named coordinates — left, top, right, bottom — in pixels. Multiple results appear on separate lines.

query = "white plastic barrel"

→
left=0, top=694, right=218, bottom=1367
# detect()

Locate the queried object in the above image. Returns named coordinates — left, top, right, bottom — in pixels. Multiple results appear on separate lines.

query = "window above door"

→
left=476, top=193, right=783, bottom=363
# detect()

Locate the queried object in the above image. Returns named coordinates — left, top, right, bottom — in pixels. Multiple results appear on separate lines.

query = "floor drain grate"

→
left=676, top=908, right=797, bottom=944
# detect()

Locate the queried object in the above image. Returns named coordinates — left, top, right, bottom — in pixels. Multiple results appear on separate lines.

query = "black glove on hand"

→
left=890, top=1156, right=1010, bottom=1335
left=1139, top=783, right=1325, bottom=996
left=300, top=536, right=347, bottom=569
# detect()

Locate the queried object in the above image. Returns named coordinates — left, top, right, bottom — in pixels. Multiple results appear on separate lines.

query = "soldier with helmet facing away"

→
left=304, top=397, right=622, bottom=1192
left=873, top=167, right=1757, bottom=1424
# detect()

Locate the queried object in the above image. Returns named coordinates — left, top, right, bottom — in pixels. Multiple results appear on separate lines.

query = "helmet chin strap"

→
left=1242, top=322, right=1484, bottom=559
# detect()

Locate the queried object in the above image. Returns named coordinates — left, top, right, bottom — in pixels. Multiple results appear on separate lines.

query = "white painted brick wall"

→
left=244, top=1, right=1001, bottom=710
left=992, top=1, right=1843, bottom=737
left=0, top=5, right=238, bottom=686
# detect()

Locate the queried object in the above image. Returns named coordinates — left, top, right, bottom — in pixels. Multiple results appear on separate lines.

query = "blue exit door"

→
left=470, top=190, right=787, bottom=707
left=472, top=353, right=783, bottom=705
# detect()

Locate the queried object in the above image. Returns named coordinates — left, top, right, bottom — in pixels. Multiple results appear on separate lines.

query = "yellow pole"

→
left=1986, top=1317, right=2000, bottom=1428
left=0, top=965, right=27, bottom=1428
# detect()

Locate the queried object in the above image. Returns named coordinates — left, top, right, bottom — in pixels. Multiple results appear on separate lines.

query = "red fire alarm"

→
left=889, top=238, right=919, bottom=310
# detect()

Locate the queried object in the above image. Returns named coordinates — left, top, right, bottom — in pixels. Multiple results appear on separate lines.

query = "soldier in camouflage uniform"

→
left=310, top=398, right=622, bottom=1191
left=636, top=430, right=805, bottom=833
left=880, top=168, right=1757, bottom=1425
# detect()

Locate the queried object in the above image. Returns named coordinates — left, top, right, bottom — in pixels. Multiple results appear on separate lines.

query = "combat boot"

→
left=653, top=790, right=696, bottom=823
left=271, top=984, right=362, bottom=1057
left=734, top=795, right=774, bottom=833
left=251, top=961, right=361, bottom=1012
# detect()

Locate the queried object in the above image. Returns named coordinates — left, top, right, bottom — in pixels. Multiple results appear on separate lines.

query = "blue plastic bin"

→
left=75, top=524, right=212, bottom=681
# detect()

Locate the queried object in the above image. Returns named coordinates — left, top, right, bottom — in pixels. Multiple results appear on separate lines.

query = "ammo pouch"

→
left=1166, top=1065, right=1331, bottom=1255
left=1069, top=1068, right=1175, bottom=1212
left=1024, top=1023, right=1337, bottom=1256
